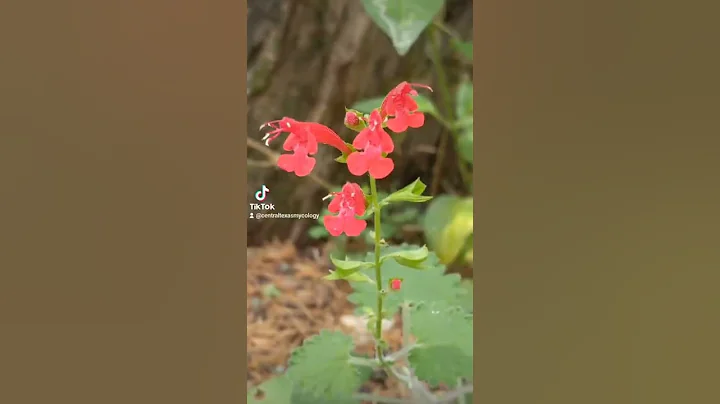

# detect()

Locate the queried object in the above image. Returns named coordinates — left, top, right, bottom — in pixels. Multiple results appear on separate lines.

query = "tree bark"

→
left=247, top=0, right=472, bottom=244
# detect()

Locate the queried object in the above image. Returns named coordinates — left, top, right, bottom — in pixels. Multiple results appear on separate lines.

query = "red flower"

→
left=261, top=117, right=350, bottom=177
left=346, top=110, right=395, bottom=179
left=380, top=82, right=433, bottom=133
left=323, top=182, right=367, bottom=237
left=390, top=278, right=402, bottom=291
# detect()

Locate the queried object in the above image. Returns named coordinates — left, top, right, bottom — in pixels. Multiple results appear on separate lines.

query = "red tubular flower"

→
left=260, top=117, right=350, bottom=177
left=323, top=182, right=367, bottom=237
left=346, top=110, right=395, bottom=179
left=380, top=82, right=433, bottom=133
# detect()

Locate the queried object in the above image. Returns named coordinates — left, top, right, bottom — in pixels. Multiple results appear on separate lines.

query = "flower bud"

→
left=345, top=111, right=359, bottom=126
left=390, top=278, right=402, bottom=291
left=344, top=110, right=366, bottom=132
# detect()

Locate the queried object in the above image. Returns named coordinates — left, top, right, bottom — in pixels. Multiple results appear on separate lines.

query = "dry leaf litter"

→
left=247, top=241, right=407, bottom=401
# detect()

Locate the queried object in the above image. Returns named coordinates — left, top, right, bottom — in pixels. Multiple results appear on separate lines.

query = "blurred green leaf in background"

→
left=360, top=0, right=445, bottom=56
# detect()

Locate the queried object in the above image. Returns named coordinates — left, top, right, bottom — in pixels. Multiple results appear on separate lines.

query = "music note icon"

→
left=255, top=185, right=270, bottom=201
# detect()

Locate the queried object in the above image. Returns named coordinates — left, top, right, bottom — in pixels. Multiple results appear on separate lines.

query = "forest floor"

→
left=247, top=241, right=415, bottom=402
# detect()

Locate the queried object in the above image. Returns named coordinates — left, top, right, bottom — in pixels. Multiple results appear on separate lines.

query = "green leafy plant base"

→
left=250, top=244, right=473, bottom=404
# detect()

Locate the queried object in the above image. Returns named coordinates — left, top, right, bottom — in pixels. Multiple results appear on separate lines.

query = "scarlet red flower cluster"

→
left=346, top=110, right=394, bottom=179
left=259, top=82, right=431, bottom=237
left=323, top=182, right=367, bottom=237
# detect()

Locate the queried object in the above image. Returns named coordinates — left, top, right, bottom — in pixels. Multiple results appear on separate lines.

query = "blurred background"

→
left=247, top=0, right=474, bottom=400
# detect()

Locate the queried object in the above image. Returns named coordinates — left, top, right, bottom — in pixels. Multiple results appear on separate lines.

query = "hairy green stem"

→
left=369, top=175, right=386, bottom=365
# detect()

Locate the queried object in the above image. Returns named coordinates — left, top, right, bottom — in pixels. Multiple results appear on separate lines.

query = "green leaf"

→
left=464, top=241, right=473, bottom=264
left=422, top=194, right=460, bottom=252
left=287, top=331, right=366, bottom=401
left=324, top=270, right=374, bottom=283
left=397, top=177, right=427, bottom=196
left=249, top=375, right=362, bottom=404
left=348, top=245, right=464, bottom=317
left=422, top=196, right=474, bottom=264
left=411, top=301, right=473, bottom=354
left=457, top=128, right=473, bottom=164
left=458, top=279, right=473, bottom=313
left=408, top=301, right=474, bottom=387
left=360, top=0, right=445, bottom=56
left=381, top=178, right=433, bottom=205
left=380, top=245, right=429, bottom=269
left=455, top=76, right=473, bottom=121
left=330, top=256, right=374, bottom=272
left=454, top=76, right=473, bottom=165
left=409, top=345, right=473, bottom=388
left=248, top=375, right=292, bottom=404
left=436, top=197, right=473, bottom=264
left=452, top=39, right=473, bottom=60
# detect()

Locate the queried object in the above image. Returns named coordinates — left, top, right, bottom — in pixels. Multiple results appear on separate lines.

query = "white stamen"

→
left=264, top=139, right=271, bottom=147
left=262, top=132, right=271, bottom=141
left=322, top=194, right=333, bottom=201
left=259, top=123, right=267, bottom=130
left=286, top=122, right=291, bottom=128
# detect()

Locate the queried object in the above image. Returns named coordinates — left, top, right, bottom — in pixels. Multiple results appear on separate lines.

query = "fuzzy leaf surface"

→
left=408, top=301, right=474, bottom=387
left=286, top=331, right=366, bottom=401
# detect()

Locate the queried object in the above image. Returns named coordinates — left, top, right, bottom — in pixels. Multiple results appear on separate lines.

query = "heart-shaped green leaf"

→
left=360, top=0, right=445, bottom=56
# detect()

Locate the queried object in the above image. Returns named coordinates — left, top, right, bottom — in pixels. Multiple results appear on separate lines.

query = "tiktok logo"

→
left=255, top=185, right=269, bottom=201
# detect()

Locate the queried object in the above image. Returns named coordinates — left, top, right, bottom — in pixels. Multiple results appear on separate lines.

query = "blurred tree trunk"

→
left=247, top=0, right=472, bottom=244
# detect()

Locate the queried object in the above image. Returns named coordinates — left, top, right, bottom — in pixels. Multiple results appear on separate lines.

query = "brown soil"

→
left=247, top=241, right=406, bottom=401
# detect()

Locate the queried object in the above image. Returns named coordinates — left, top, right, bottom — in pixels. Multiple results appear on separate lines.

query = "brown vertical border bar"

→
left=474, top=1, right=720, bottom=404
left=0, top=0, right=247, bottom=403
